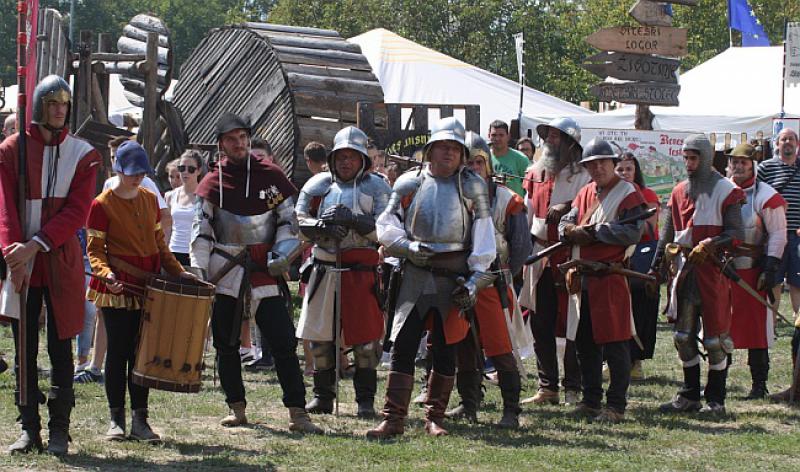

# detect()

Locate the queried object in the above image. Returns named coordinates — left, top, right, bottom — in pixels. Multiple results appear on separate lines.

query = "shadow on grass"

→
left=61, top=449, right=276, bottom=471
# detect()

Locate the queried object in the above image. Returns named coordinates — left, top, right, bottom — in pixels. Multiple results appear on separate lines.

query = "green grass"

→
left=0, top=291, right=799, bottom=471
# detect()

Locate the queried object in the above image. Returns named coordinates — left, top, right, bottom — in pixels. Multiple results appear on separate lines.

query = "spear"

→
left=15, top=0, right=30, bottom=407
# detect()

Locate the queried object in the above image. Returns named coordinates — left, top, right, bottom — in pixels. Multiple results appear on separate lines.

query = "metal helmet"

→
left=464, top=131, right=493, bottom=176
left=215, top=112, right=251, bottom=139
left=580, top=138, right=618, bottom=165
left=536, top=117, right=582, bottom=153
left=327, top=126, right=371, bottom=179
left=422, top=116, right=469, bottom=160
left=31, top=75, right=71, bottom=126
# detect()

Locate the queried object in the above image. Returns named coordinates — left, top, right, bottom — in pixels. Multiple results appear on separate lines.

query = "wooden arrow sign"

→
left=629, top=1, right=672, bottom=27
left=590, top=82, right=680, bottom=106
left=585, top=26, right=688, bottom=57
left=583, top=51, right=679, bottom=83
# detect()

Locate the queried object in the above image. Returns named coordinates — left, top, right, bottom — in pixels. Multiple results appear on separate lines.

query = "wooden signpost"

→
left=584, top=0, right=697, bottom=128
left=585, top=26, right=688, bottom=57
left=583, top=51, right=679, bottom=83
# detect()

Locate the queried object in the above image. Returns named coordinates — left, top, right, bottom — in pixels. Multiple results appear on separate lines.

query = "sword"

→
left=711, top=257, right=791, bottom=326
left=456, top=277, right=485, bottom=373
left=330, top=240, right=347, bottom=416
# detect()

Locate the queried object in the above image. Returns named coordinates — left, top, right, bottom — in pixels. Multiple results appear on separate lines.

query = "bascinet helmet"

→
left=465, top=131, right=493, bottom=176
left=422, top=117, right=469, bottom=161
left=327, top=126, right=372, bottom=178
left=32, top=75, right=72, bottom=126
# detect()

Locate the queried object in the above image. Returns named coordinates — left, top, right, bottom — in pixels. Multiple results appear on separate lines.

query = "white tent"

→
left=522, top=46, right=800, bottom=137
left=348, top=28, right=593, bottom=133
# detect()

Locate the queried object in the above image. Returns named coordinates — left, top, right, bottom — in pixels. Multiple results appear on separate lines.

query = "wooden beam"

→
left=141, top=32, right=160, bottom=164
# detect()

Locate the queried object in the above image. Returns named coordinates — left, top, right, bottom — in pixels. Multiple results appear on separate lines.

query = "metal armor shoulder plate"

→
left=301, top=172, right=334, bottom=198
left=360, top=172, right=393, bottom=199
left=459, top=168, right=491, bottom=220
left=393, top=169, right=424, bottom=199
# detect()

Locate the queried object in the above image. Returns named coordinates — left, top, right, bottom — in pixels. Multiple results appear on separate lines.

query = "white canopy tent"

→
left=348, top=28, right=593, bottom=133
left=522, top=46, right=800, bottom=138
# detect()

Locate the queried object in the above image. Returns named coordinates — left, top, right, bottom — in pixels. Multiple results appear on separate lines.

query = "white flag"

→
left=513, top=32, right=524, bottom=84
left=787, top=22, right=800, bottom=87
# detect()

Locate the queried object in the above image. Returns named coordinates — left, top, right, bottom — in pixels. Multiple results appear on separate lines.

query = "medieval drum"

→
left=132, top=275, right=215, bottom=393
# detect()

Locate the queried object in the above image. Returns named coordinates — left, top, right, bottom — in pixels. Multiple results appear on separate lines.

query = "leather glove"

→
left=546, top=202, right=570, bottom=225
left=406, top=241, right=434, bottom=267
left=315, top=220, right=348, bottom=240
left=687, top=238, right=714, bottom=264
left=757, top=256, right=782, bottom=291
left=320, top=204, right=354, bottom=227
left=451, top=277, right=477, bottom=310
left=562, top=224, right=595, bottom=246
left=267, top=253, right=290, bottom=277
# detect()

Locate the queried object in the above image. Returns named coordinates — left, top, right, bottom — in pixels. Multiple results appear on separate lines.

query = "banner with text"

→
left=583, top=128, right=691, bottom=198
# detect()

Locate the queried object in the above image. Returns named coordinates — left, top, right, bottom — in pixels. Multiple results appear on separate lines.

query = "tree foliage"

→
left=1, top=0, right=798, bottom=107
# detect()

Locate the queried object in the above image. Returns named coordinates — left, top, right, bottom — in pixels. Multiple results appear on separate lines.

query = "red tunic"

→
left=668, top=180, right=745, bottom=337
left=338, top=248, right=385, bottom=346
left=0, top=126, right=101, bottom=339
left=572, top=179, right=646, bottom=344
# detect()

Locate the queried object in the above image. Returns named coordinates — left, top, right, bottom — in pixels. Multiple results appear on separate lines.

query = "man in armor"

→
left=190, top=113, right=322, bottom=434
left=519, top=117, right=590, bottom=406
left=367, top=117, right=496, bottom=439
left=558, top=139, right=647, bottom=423
left=727, top=143, right=787, bottom=399
left=0, top=75, right=101, bottom=454
left=653, top=134, right=745, bottom=414
left=444, top=131, right=533, bottom=428
left=295, top=126, right=391, bottom=418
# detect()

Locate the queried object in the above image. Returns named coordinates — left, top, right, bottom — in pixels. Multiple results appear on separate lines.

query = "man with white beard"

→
left=519, top=118, right=590, bottom=406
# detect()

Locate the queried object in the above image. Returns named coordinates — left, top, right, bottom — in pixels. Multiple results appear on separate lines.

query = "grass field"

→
left=1, top=292, right=799, bottom=471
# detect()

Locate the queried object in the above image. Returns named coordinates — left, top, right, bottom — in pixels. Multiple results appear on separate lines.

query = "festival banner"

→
left=582, top=128, right=692, bottom=198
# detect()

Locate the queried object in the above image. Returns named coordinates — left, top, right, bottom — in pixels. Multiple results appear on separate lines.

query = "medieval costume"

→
left=190, top=113, right=321, bottom=434
left=654, top=134, right=745, bottom=414
left=726, top=143, right=787, bottom=399
left=559, top=138, right=647, bottom=422
left=519, top=117, right=589, bottom=405
left=367, top=117, right=496, bottom=439
left=296, top=126, right=391, bottom=417
left=0, top=76, right=101, bottom=454
left=444, top=131, right=533, bottom=428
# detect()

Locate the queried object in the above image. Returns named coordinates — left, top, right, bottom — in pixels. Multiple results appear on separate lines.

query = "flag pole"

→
left=15, top=0, right=30, bottom=407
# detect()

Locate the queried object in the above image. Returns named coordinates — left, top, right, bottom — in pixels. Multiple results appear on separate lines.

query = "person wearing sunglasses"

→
left=164, top=151, right=203, bottom=266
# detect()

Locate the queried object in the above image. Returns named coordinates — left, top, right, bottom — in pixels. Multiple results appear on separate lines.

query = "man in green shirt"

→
left=489, top=120, right=530, bottom=197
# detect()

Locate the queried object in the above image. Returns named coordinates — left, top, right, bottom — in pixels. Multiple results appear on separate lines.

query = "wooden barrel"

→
left=171, top=23, right=385, bottom=186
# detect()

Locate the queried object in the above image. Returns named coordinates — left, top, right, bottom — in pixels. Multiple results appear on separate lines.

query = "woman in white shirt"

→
left=165, top=151, right=202, bottom=265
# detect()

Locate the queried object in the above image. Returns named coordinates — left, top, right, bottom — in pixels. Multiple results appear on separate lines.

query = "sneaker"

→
left=658, top=395, right=702, bottom=413
left=564, top=390, right=581, bottom=406
left=699, top=402, right=726, bottom=414
left=74, top=361, right=90, bottom=373
left=380, top=351, right=391, bottom=369
left=74, top=367, right=104, bottom=384
left=593, top=407, right=625, bottom=423
left=630, top=360, right=644, bottom=381
left=240, top=348, right=255, bottom=364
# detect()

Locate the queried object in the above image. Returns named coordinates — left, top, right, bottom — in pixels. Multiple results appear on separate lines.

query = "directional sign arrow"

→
left=629, top=1, right=672, bottom=27
left=583, top=51, right=679, bottom=83
left=585, top=26, right=688, bottom=57
left=589, top=82, right=681, bottom=106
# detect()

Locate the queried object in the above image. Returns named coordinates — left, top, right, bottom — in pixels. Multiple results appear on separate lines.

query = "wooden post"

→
left=97, top=33, right=112, bottom=113
left=141, top=31, right=159, bottom=164
left=635, top=104, right=654, bottom=130
left=72, top=30, right=93, bottom=131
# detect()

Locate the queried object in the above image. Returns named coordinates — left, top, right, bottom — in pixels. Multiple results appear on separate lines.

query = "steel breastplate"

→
left=404, top=173, right=472, bottom=252
left=316, top=179, right=375, bottom=251
left=212, top=208, right=276, bottom=245
left=733, top=187, right=764, bottom=270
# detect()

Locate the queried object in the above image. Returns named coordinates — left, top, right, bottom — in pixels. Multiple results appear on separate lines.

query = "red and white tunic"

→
left=665, top=179, right=746, bottom=337
left=729, top=178, right=786, bottom=349
left=0, top=126, right=101, bottom=338
left=566, top=179, right=646, bottom=344
left=518, top=164, right=590, bottom=337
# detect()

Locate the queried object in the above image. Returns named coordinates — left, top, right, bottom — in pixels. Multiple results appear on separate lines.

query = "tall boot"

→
left=46, top=387, right=74, bottom=456
left=366, top=371, right=413, bottom=439
left=444, top=370, right=481, bottom=424
left=8, top=402, right=43, bottom=454
left=105, top=407, right=126, bottom=441
left=745, top=349, right=769, bottom=400
left=704, top=361, right=731, bottom=409
left=305, top=368, right=336, bottom=414
left=497, top=370, right=522, bottom=429
left=660, top=364, right=702, bottom=412
left=130, top=408, right=161, bottom=442
left=423, top=371, right=455, bottom=436
left=353, top=368, right=377, bottom=418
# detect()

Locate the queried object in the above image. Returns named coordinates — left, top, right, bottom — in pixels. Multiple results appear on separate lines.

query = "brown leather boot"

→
left=366, top=371, right=414, bottom=439
left=220, top=401, right=247, bottom=427
left=424, top=371, right=455, bottom=436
